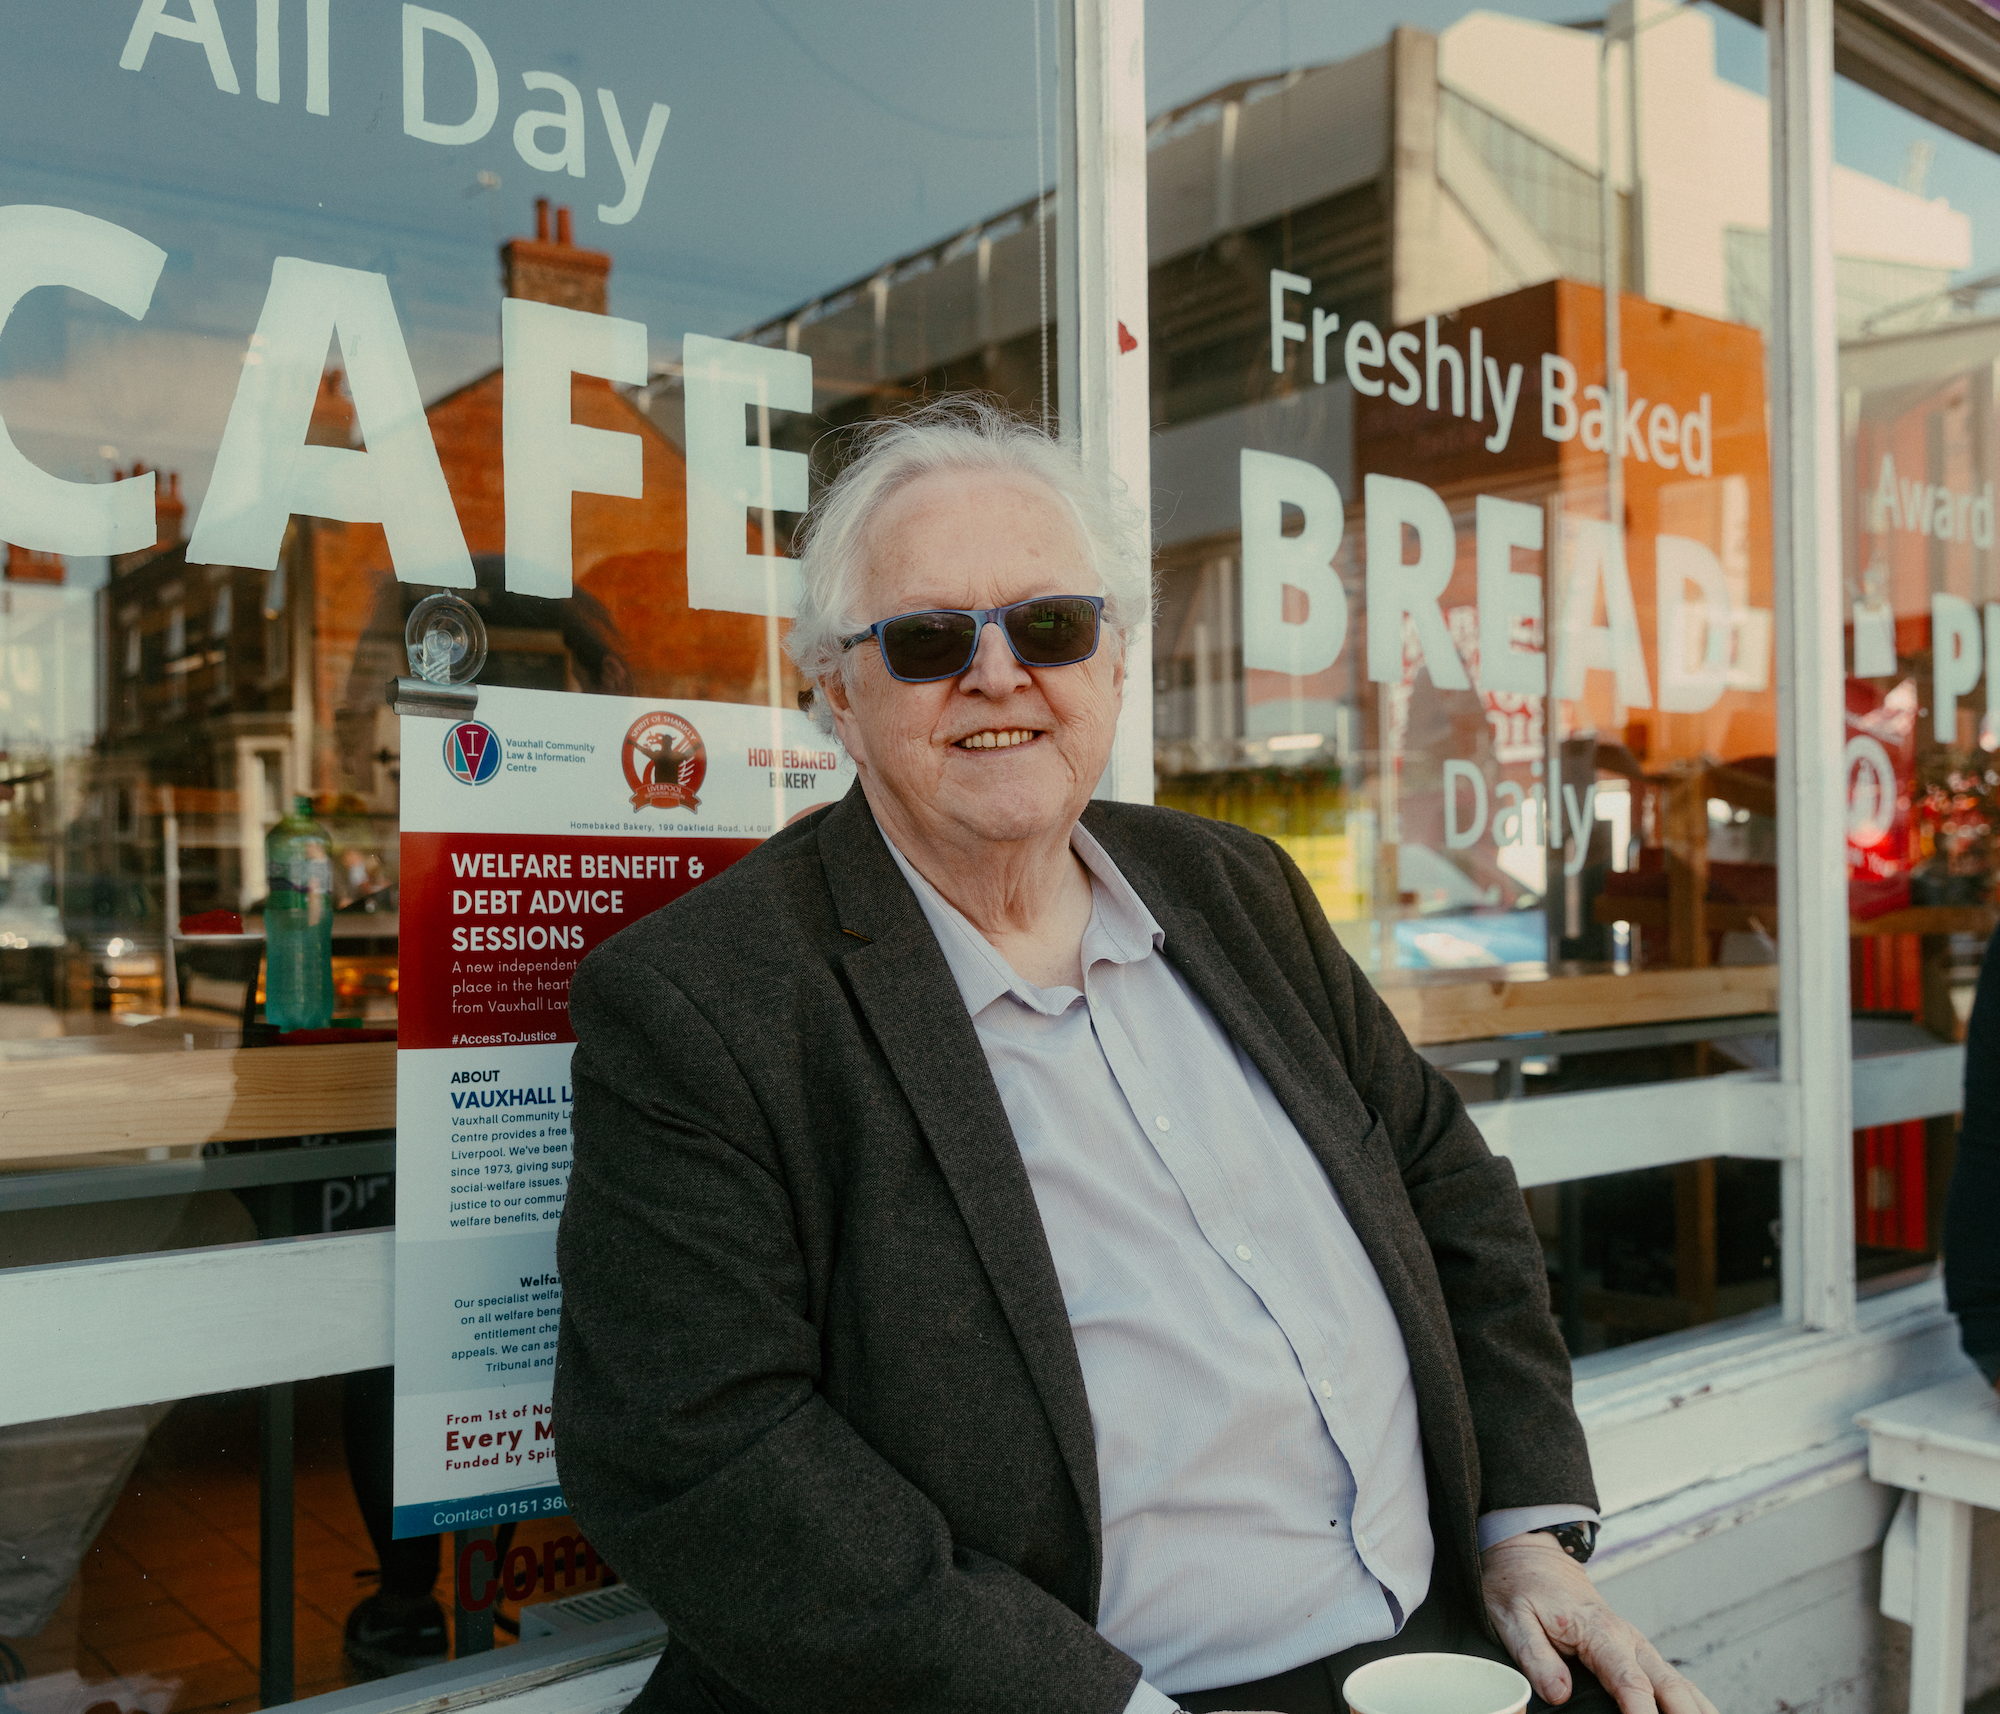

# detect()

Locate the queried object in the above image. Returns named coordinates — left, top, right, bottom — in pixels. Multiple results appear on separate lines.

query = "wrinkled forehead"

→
left=856, top=467, right=1099, bottom=611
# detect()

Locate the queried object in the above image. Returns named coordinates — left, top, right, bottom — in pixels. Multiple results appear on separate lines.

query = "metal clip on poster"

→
left=387, top=591, right=487, bottom=718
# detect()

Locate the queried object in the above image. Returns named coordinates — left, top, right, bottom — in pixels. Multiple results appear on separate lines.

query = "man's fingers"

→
left=1646, top=1670, right=1715, bottom=1714
left=1570, top=1615, right=1658, bottom=1714
left=1487, top=1597, right=1573, bottom=1706
left=1479, top=1540, right=1719, bottom=1714
left=1634, top=1639, right=1718, bottom=1714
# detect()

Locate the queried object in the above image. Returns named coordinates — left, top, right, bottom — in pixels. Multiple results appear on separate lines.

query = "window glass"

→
left=0, top=1, right=1060, bottom=1700
left=1144, top=0, right=1790, bottom=1347
left=1834, top=61, right=2000, bottom=1282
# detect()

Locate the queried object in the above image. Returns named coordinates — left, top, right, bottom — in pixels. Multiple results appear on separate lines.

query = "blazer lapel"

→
left=1083, top=803, right=1363, bottom=1160
left=1155, top=904, right=1350, bottom=1153
left=815, top=787, right=1106, bottom=1590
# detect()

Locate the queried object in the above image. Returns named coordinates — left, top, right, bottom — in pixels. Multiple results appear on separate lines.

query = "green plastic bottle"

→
left=264, top=794, right=334, bottom=1031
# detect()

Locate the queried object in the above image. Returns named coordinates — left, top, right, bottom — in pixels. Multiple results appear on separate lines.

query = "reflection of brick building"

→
left=80, top=457, right=304, bottom=917
left=330, top=202, right=800, bottom=815
left=4, top=544, right=65, bottom=584
left=84, top=201, right=802, bottom=913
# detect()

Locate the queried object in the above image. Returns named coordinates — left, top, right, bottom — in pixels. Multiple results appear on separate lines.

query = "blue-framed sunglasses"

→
left=839, top=594, right=1106, bottom=684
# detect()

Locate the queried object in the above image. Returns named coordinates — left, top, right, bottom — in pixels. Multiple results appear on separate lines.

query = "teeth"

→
left=957, top=729, right=1036, bottom=750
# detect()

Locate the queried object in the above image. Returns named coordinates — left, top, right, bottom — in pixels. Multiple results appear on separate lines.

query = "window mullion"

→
left=1767, top=0, right=1858, bottom=1334
left=1067, top=0, right=1155, bottom=805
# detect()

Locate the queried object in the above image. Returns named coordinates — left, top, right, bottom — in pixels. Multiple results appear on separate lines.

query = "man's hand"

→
left=1481, top=1533, right=1718, bottom=1714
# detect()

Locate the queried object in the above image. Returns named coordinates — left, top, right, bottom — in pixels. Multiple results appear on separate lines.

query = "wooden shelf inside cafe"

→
left=1378, top=964, right=1779, bottom=1047
left=1847, top=905, right=1997, bottom=939
left=1598, top=899, right=1997, bottom=941
left=1, top=1040, right=396, bottom=1165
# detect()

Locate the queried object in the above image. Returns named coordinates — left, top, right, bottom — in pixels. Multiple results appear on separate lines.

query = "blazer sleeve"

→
left=1265, top=839, right=1599, bottom=1519
left=552, top=943, right=1144, bottom=1714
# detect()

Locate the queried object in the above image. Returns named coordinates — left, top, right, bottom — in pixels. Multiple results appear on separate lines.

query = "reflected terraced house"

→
left=69, top=200, right=806, bottom=975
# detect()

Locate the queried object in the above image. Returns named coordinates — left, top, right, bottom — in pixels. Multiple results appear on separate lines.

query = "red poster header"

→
left=399, top=832, right=758, bottom=1050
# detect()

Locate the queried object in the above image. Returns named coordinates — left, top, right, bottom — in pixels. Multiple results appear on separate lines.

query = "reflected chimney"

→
left=108, top=462, right=187, bottom=576
left=155, top=470, right=185, bottom=551
left=502, top=201, right=610, bottom=316
left=308, top=369, right=358, bottom=448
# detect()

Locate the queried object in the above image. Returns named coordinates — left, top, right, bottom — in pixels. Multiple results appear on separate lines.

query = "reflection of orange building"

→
left=90, top=202, right=801, bottom=915
left=4, top=544, right=65, bottom=584
left=1336, top=279, right=1779, bottom=966
left=1848, top=353, right=1999, bottom=677
left=321, top=200, right=798, bottom=811
left=1353, top=278, right=1777, bottom=773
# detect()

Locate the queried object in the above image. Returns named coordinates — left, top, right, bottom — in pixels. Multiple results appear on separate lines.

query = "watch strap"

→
left=1531, top=1519, right=1599, bottom=1563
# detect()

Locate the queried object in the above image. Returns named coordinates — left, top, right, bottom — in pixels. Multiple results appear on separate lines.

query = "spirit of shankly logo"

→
left=621, top=711, right=706, bottom=812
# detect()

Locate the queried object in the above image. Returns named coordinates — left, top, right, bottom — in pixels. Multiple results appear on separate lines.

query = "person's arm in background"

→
left=1946, top=922, right=2000, bottom=1389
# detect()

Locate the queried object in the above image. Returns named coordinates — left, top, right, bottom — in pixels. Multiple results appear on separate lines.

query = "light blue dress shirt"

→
left=883, top=827, right=1593, bottom=1711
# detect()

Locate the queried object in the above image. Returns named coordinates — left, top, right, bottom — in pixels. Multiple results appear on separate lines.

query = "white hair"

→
left=784, top=396, right=1152, bottom=733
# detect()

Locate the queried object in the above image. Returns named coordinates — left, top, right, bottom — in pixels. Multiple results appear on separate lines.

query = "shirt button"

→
left=1236, top=1244, right=1252, bottom=1261
left=1155, top=1116, right=1171, bottom=1132
left=1319, top=1379, right=1334, bottom=1399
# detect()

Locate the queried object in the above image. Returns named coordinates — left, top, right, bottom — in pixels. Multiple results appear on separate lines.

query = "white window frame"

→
left=1767, top=0, right=1861, bottom=1339
left=1082, top=0, right=1890, bottom=1362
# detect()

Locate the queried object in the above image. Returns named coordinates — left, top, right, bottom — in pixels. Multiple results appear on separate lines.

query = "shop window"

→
left=1522, top=1159, right=1782, bottom=1353
left=1834, top=57, right=2000, bottom=1280
left=1143, top=0, right=1793, bottom=1342
left=1, top=2, right=1066, bottom=1705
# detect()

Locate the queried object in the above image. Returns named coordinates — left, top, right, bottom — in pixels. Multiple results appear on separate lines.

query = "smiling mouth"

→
left=954, top=729, right=1041, bottom=750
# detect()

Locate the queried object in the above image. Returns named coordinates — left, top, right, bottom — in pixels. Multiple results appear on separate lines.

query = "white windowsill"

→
left=1576, top=1275, right=1968, bottom=1513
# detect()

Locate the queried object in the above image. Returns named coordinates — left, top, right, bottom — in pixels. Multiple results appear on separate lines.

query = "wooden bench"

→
left=1856, top=1373, right=2000, bottom=1714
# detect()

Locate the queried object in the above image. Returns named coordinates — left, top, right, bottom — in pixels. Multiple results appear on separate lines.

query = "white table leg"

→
left=1909, top=1491, right=1973, bottom=1714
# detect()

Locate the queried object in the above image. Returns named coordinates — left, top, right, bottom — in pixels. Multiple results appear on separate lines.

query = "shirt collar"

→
left=882, top=820, right=1164, bottom=1019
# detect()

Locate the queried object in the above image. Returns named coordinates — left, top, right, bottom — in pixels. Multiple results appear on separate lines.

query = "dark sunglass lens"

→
left=880, top=611, right=979, bottom=679
left=1005, top=598, right=1099, bottom=665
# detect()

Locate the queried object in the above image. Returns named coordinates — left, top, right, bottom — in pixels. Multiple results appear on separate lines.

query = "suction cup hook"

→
left=405, top=592, right=488, bottom=686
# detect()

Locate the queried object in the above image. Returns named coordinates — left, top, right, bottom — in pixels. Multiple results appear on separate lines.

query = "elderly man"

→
left=553, top=401, right=1715, bottom=1714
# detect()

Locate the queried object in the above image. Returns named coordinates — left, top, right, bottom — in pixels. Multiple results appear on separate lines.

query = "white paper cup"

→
left=1342, top=1652, right=1532, bottom=1714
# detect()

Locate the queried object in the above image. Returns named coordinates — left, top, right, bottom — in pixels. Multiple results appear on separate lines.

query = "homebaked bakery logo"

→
left=444, top=721, right=502, bottom=785
left=621, top=711, right=705, bottom=811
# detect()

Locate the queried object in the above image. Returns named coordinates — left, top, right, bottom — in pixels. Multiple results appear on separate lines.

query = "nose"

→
left=956, top=614, right=1032, bottom=696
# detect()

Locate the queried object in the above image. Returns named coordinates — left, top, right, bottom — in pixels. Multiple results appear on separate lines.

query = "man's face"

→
left=823, top=468, right=1124, bottom=858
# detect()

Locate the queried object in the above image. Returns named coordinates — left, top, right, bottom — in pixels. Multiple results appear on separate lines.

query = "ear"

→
left=821, top=670, right=868, bottom=770
left=821, top=667, right=852, bottom=715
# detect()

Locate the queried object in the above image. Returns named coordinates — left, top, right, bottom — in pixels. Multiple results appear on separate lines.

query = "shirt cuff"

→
left=1122, top=1681, right=1184, bottom=1714
left=1477, top=1504, right=1603, bottom=1552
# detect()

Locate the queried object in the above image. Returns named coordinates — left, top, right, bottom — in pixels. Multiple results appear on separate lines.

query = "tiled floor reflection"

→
left=2, top=1379, right=584, bottom=1714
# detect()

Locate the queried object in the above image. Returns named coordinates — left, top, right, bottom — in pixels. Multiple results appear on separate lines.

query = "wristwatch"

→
left=1532, top=1520, right=1598, bottom=1563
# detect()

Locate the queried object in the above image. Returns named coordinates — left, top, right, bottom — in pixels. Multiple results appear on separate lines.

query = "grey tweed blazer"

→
left=552, top=784, right=1594, bottom=1714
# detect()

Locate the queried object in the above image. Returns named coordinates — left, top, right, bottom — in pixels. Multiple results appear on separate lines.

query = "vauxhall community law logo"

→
left=622, top=710, right=705, bottom=811
left=444, top=720, right=502, bottom=785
